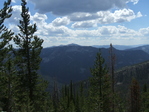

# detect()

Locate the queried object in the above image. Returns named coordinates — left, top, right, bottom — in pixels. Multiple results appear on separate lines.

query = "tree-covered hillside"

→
left=115, top=61, right=149, bottom=93
left=40, top=45, right=149, bottom=84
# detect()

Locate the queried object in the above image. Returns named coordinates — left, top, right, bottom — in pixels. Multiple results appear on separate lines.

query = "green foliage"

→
left=0, top=0, right=55, bottom=111
left=0, top=0, right=13, bottom=63
left=0, top=0, right=13, bottom=79
left=0, top=0, right=15, bottom=111
left=140, top=84, right=149, bottom=112
left=113, top=93, right=126, bottom=112
left=89, top=51, right=112, bottom=112
left=12, top=0, right=48, bottom=111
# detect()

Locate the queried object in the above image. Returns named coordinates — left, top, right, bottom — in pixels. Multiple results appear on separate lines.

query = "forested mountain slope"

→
left=116, top=61, right=149, bottom=85
left=127, top=45, right=149, bottom=54
left=40, top=45, right=149, bottom=84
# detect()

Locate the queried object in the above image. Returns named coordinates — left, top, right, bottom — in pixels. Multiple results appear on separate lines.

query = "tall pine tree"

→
left=0, top=0, right=15, bottom=111
left=89, top=51, right=112, bottom=112
left=13, top=0, right=48, bottom=111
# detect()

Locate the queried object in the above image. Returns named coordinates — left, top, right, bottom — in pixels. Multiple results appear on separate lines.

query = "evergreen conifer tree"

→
left=13, top=0, right=48, bottom=111
left=0, top=0, right=15, bottom=111
left=89, top=51, right=112, bottom=112
left=0, top=0, right=13, bottom=82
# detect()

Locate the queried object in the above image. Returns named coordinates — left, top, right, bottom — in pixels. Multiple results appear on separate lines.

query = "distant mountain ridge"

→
left=40, top=44, right=149, bottom=84
left=127, top=45, right=149, bottom=54
left=92, top=45, right=146, bottom=50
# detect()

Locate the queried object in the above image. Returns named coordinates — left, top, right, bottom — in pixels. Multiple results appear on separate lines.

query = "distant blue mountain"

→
left=40, top=44, right=149, bottom=84
left=92, top=45, right=140, bottom=50
left=127, top=45, right=149, bottom=54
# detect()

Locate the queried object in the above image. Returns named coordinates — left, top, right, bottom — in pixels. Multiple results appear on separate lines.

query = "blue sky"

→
left=1, top=0, right=149, bottom=47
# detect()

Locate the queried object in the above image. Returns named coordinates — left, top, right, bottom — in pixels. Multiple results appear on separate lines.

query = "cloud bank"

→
left=30, top=0, right=127, bottom=15
left=7, top=0, right=146, bottom=47
left=70, top=9, right=142, bottom=28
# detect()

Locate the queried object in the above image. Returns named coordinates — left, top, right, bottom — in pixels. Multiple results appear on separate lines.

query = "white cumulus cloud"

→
left=68, top=9, right=142, bottom=28
left=139, top=27, right=149, bottom=36
left=31, top=12, right=48, bottom=24
left=68, top=12, right=100, bottom=21
left=52, top=17, right=70, bottom=26
left=72, top=20, right=97, bottom=28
